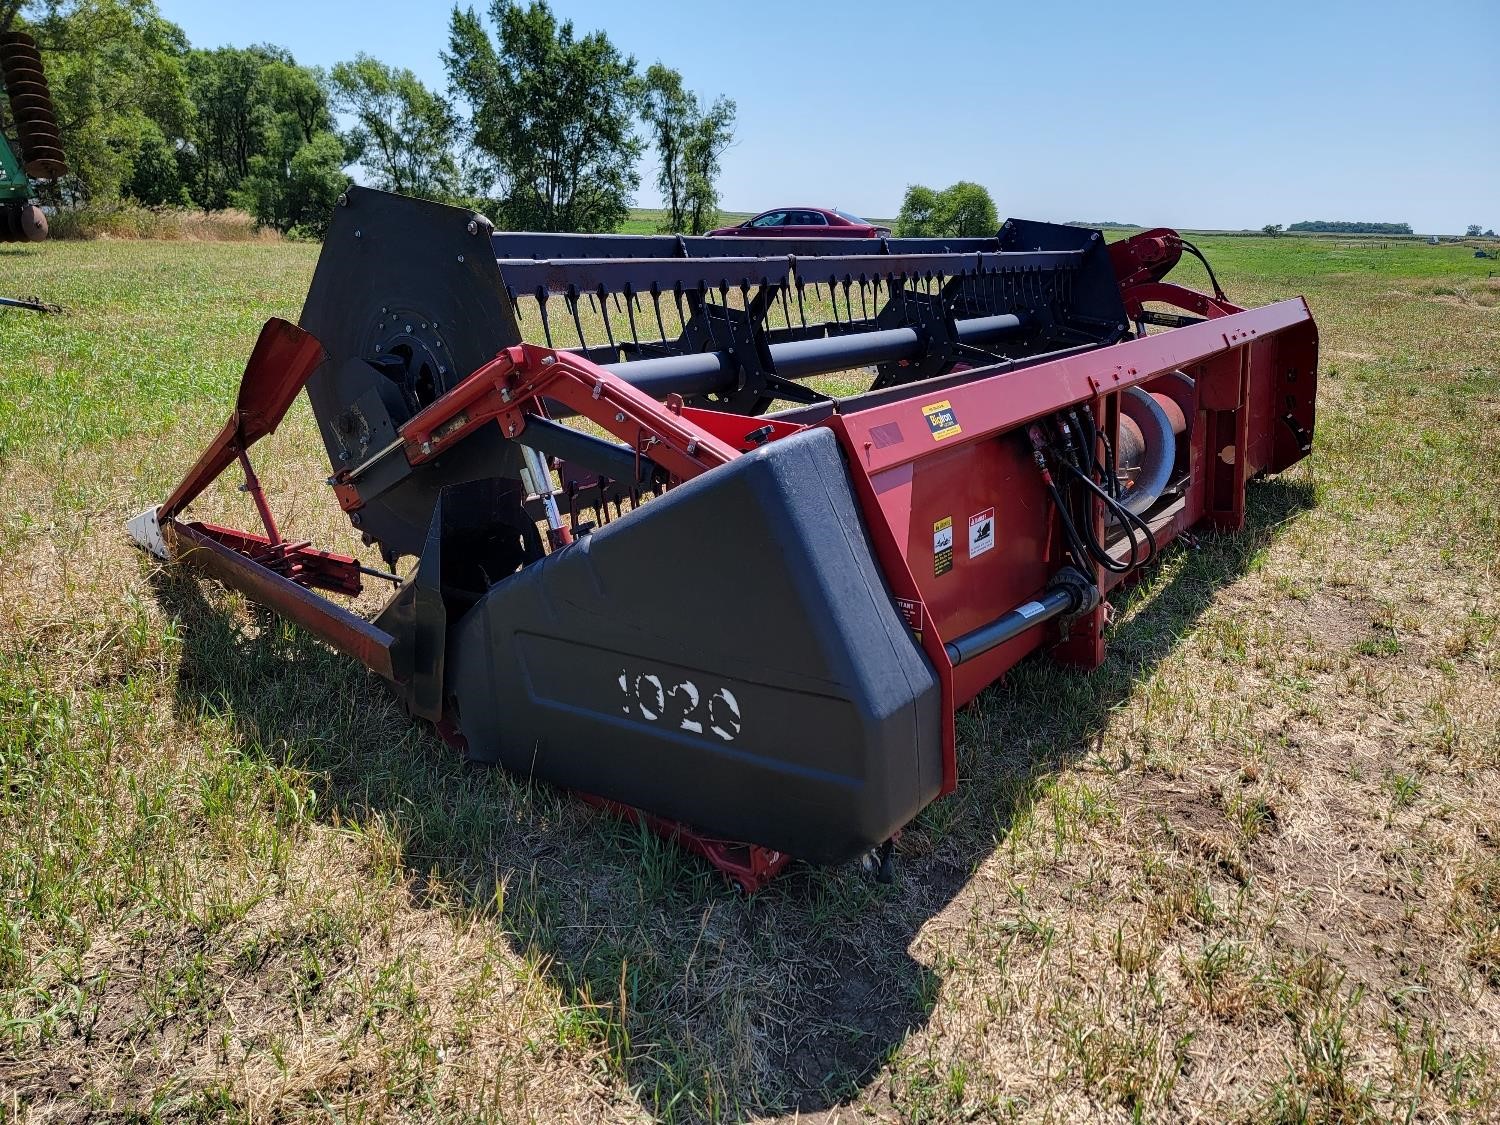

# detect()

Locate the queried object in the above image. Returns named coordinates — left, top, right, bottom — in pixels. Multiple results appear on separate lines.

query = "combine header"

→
left=131, top=188, right=1317, bottom=889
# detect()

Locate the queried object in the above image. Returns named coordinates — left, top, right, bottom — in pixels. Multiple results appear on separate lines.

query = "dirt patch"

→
left=1282, top=590, right=1383, bottom=651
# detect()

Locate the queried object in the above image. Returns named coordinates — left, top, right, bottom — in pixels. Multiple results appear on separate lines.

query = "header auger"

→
left=131, top=187, right=1318, bottom=891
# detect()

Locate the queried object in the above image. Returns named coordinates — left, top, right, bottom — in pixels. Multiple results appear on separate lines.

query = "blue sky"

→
left=156, top=0, right=1498, bottom=234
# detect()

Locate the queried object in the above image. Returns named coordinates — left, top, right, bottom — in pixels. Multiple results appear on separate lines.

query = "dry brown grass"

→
left=1, top=234, right=1497, bottom=1122
left=46, top=206, right=280, bottom=243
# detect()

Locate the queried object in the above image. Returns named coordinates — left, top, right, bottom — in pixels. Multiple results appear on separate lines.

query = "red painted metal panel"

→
left=189, top=521, right=364, bottom=596
left=838, top=299, right=1313, bottom=479
left=825, top=296, right=1319, bottom=713
left=162, top=318, right=325, bottom=519
left=886, top=435, right=1057, bottom=706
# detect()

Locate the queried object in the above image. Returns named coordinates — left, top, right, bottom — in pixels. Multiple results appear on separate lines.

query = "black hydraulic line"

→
left=357, top=563, right=404, bottom=586
left=1179, top=239, right=1226, bottom=301
left=1056, top=455, right=1158, bottom=570
left=1027, top=433, right=1097, bottom=577
left=1048, top=460, right=1103, bottom=572
left=1047, top=403, right=1163, bottom=575
left=1051, top=413, right=1136, bottom=573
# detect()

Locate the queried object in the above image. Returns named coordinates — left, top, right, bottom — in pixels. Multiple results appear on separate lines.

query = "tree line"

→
left=0, top=0, right=736, bottom=237
left=1287, top=220, right=1413, bottom=235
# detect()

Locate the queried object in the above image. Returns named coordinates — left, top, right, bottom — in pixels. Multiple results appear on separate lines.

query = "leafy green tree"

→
left=682, top=93, right=733, bottom=234
left=897, top=182, right=996, bottom=237
left=896, top=184, right=941, bottom=236
left=329, top=54, right=460, bottom=201
left=445, top=0, right=642, bottom=231
left=237, top=129, right=345, bottom=236
left=639, top=64, right=735, bottom=234
left=934, top=180, right=997, bottom=237
left=183, top=45, right=289, bottom=209
left=639, top=64, right=692, bottom=231
left=234, top=60, right=346, bottom=235
left=258, top=58, right=330, bottom=148
left=19, top=0, right=192, bottom=204
left=1262, top=223, right=1283, bottom=237
left=125, top=122, right=188, bottom=205
left=1466, top=224, right=1483, bottom=237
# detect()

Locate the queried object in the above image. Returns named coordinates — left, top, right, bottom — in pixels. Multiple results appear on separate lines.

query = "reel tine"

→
left=624, top=285, right=641, bottom=350
left=597, top=287, right=618, bottom=353
left=567, top=289, right=587, bottom=350
left=650, top=286, right=668, bottom=343
left=705, top=283, right=730, bottom=351
left=537, top=289, right=555, bottom=348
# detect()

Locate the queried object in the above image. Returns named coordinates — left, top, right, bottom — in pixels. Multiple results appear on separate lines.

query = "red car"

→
left=707, top=207, right=893, bottom=238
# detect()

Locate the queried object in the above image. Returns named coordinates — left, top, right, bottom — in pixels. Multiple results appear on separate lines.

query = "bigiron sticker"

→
left=968, top=508, right=995, bottom=558
left=921, top=399, right=962, bottom=441
left=933, top=516, right=954, bottom=576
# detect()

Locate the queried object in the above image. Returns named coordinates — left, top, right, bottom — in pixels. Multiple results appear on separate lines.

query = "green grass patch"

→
left=1, top=230, right=1496, bottom=1120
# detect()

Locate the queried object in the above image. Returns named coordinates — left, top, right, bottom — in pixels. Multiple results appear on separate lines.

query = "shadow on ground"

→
left=152, top=477, right=1314, bottom=1120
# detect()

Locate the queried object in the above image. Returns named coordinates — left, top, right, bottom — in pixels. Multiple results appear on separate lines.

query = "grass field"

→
left=1, top=232, right=1497, bottom=1122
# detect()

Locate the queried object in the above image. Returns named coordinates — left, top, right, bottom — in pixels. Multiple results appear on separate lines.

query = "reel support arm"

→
left=398, top=342, right=741, bottom=483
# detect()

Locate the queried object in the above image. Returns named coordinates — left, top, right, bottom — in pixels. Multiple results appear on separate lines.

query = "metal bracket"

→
left=126, top=506, right=167, bottom=561
left=871, top=287, right=957, bottom=389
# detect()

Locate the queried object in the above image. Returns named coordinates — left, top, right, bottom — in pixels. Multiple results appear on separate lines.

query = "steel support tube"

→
left=770, top=326, right=925, bottom=379
left=943, top=586, right=1075, bottom=667
left=600, top=350, right=731, bottom=398
left=955, top=313, right=1026, bottom=346
left=596, top=312, right=1026, bottom=398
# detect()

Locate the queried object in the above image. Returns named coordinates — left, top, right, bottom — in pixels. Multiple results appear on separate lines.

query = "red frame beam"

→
left=166, top=520, right=395, bottom=679
left=398, top=343, right=740, bottom=483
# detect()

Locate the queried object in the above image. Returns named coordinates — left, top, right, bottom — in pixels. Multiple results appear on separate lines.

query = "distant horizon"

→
left=627, top=206, right=1489, bottom=239
left=154, top=0, right=1499, bottom=236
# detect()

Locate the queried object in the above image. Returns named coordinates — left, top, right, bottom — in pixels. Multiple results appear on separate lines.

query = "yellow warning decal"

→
left=933, top=516, right=954, bottom=576
left=921, top=399, right=962, bottom=441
